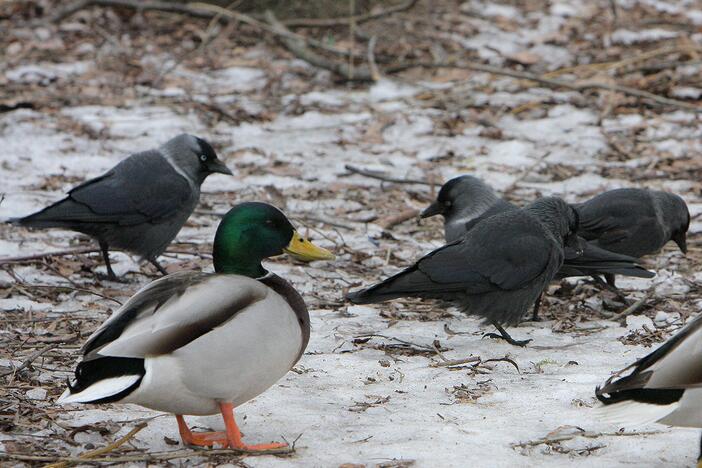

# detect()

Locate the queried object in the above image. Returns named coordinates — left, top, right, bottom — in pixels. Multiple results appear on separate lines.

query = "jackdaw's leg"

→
left=149, top=258, right=169, bottom=276
left=483, top=324, right=532, bottom=347
left=593, top=275, right=628, bottom=303
left=531, top=293, right=542, bottom=322
left=98, top=240, right=117, bottom=280
left=604, top=273, right=616, bottom=288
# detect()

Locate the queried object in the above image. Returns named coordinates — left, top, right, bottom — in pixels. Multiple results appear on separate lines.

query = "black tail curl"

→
left=66, top=356, right=146, bottom=404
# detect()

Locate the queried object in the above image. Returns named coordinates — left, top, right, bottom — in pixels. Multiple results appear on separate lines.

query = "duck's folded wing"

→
left=83, top=272, right=268, bottom=359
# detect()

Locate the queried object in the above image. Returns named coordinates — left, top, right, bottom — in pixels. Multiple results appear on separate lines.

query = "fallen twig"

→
left=367, top=35, right=381, bottom=81
left=443, top=323, right=473, bottom=336
left=483, top=357, right=520, bottom=373
left=386, top=61, right=702, bottom=113
left=0, top=445, right=292, bottom=464
left=0, top=247, right=206, bottom=265
left=502, top=151, right=552, bottom=195
left=344, top=164, right=432, bottom=186
left=430, top=356, right=481, bottom=367
left=265, top=10, right=373, bottom=81
left=377, top=208, right=420, bottom=230
left=513, top=429, right=662, bottom=448
left=11, top=282, right=123, bottom=305
left=1, top=344, right=58, bottom=378
left=0, top=247, right=101, bottom=264
left=353, top=334, right=448, bottom=357
left=53, top=0, right=363, bottom=59
left=44, top=422, right=148, bottom=468
left=282, top=0, right=417, bottom=27
left=609, top=293, right=650, bottom=322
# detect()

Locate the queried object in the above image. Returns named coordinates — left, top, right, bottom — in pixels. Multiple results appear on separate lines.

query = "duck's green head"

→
left=213, top=202, right=335, bottom=277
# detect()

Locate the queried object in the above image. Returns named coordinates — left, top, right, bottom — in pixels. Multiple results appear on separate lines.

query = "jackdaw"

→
left=596, top=312, right=702, bottom=463
left=575, top=187, right=690, bottom=261
left=10, top=134, right=232, bottom=279
left=347, top=197, right=581, bottom=346
left=421, top=175, right=655, bottom=319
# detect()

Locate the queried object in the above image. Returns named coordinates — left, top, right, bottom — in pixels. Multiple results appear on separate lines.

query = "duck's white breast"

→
left=123, top=289, right=303, bottom=415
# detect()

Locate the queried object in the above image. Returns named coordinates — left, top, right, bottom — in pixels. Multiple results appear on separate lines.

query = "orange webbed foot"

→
left=182, top=430, right=230, bottom=448
left=176, top=408, right=290, bottom=453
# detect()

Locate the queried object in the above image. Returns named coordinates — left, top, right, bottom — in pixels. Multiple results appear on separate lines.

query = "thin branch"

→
left=503, top=151, right=552, bottom=195
left=1, top=344, right=58, bottom=378
left=0, top=247, right=101, bottom=264
left=12, top=283, right=123, bottom=305
left=44, top=423, right=148, bottom=468
left=1, top=445, right=293, bottom=464
left=512, top=429, right=662, bottom=448
left=367, top=35, right=381, bottom=81
left=344, top=164, right=432, bottom=185
left=609, top=293, right=650, bottom=321
left=0, top=247, right=205, bottom=265
left=377, top=208, right=420, bottom=230
left=430, top=356, right=481, bottom=367
left=52, top=0, right=213, bottom=23
left=386, top=61, right=702, bottom=113
left=282, top=0, right=418, bottom=27
left=265, top=10, right=373, bottom=81
left=53, top=0, right=365, bottom=59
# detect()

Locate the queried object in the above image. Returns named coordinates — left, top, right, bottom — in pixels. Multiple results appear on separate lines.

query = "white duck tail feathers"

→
left=58, top=374, right=142, bottom=404
left=593, top=398, right=680, bottom=427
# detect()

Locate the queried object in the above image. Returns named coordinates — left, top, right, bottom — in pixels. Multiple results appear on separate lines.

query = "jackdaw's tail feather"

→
left=560, top=244, right=655, bottom=279
left=347, top=265, right=460, bottom=304
left=9, top=198, right=95, bottom=228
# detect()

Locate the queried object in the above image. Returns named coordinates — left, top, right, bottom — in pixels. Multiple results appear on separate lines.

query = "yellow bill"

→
left=284, top=231, right=335, bottom=261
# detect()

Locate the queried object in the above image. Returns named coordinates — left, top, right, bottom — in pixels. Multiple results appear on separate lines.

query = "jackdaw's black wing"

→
left=18, top=151, right=192, bottom=228
left=347, top=215, right=556, bottom=304
left=576, top=194, right=663, bottom=249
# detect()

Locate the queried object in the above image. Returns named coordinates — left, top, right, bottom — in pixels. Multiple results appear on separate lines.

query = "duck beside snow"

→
left=58, top=202, right=334, bottom=451
left=596, top=312, right=702, bottom=466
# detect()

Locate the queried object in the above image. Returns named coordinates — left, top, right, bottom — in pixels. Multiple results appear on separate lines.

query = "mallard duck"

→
left=596, top=313, right=702, bottom=466
left=58, top=202, right=334, bottom=451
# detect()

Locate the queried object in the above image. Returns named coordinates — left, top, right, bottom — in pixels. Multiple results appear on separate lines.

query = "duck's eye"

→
left=444, top=201, right=452, bottom=207
left=200, top=154, right=207, bottom=162
left=265, top=219, right=275, bottom=226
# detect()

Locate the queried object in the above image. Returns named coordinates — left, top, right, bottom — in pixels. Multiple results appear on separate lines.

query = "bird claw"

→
left=96, top=272, right=127, bottom=283
left=482, top=332, right=532, bottom=347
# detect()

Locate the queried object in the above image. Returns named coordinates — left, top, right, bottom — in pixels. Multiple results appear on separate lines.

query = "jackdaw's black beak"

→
left=673, top=231, right=688, bottom=254
left=421, top=201, right=444, bottom=219
left=566, top=232, right=585, bottom=257
left=207, top=159, right=233, bottom=175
